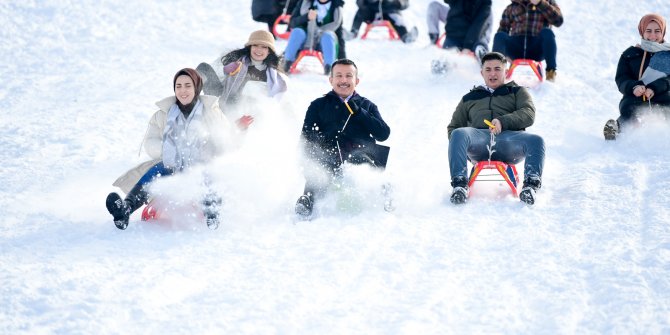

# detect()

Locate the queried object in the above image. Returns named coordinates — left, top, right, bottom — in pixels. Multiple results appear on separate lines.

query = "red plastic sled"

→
left=468, top=160, right=520, bottom=197
left=140, top=198, right=204, bottom=222
left=289, top=49, right=325, bottom=74
left=506, top=59, right=544, bottom=88
left=272, top=14, right=291, bottom=40
left=361, top=20, right=400, bottom=40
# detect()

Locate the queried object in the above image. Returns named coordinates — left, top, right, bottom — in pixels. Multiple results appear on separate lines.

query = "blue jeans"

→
left=448, top=128, right=545, bottom=181
left=284, top=28, right=337, bottom=66
left=492, top=28, right=557, bottom=70
left=136, top=162, right=174, bottom=187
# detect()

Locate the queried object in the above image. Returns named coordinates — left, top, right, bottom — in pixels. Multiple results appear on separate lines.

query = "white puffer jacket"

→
left=112, top=95, right=233, bottom=194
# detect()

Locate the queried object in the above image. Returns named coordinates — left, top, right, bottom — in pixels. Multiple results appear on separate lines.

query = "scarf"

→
left=639, top=39, right=670, bottom=84
left=313, top=1, right=331, bottom=24
left=162, top=99, right=208, bottom=171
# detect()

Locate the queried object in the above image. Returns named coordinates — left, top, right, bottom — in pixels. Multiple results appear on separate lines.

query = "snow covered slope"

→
left=1, top=0, right=669, bottom=333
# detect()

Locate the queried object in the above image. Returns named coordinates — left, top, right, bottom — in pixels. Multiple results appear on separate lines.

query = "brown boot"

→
left=546, top=69, right=557, bottom=82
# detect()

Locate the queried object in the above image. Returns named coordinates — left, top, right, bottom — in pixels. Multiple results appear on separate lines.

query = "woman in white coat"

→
left=106, top=68, right=234, bottom=230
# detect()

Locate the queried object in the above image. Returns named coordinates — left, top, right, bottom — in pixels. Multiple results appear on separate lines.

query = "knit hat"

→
left=638, top=14, right=666, bottom=41
left=244, top=30, right=276, bottom=54
left=173, top=68, right=203, bottom=97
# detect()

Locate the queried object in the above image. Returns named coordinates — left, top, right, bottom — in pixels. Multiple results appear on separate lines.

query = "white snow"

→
left=2, top=0, right=670, bottom=333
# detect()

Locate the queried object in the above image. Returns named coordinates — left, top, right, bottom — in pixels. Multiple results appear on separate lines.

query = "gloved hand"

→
left=345, top=100, right=359, bottom=114
left=236, top=115, right=254, bottom=130
left=223, top=61, right=242, bottom=76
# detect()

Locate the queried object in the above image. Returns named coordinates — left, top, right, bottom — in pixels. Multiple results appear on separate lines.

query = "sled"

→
left=289, top=49, right=325, bottom=74
left=506, top=59, right=544, bottom=88
left=435, top=32, right=447, bottom=47
left=361, top=20, right=400, bottom=40
left=272, top=14, right=291, bottom=40
left=468, top=160, right=520, bottom=197
left=140, top=198, right=205, bottom=223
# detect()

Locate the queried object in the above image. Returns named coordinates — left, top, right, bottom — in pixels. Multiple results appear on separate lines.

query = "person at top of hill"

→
left=345, top=0, right=418, bottom=43
left=282, top=0, right=346, bottom=75
left=295, top=58, right=391, bottom=217
left=251, top=0, right=299, bottom=37
left=491, top=0, right=563, bottom=82
left=604, top=13, right=670, bottom=140
left=447, top=52, right=545, bottom=205
left=106, top=68, right=235, bottom=230
left=426, top=0, right=492, bottom=62
left=196, top=30, right=288, bottom=130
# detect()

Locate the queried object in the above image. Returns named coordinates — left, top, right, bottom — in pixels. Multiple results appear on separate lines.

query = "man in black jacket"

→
left=296, top=58, right=391, bottom=217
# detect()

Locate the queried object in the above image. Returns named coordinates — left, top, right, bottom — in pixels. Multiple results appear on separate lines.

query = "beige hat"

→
left=245, top=30, right=276, bottom=54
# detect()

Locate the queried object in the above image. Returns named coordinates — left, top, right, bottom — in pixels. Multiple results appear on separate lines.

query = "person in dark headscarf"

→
left=604, top=13, right=670, bottom=140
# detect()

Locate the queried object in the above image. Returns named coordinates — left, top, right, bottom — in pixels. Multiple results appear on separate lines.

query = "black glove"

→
left=346, top=100, right=360, bottom=114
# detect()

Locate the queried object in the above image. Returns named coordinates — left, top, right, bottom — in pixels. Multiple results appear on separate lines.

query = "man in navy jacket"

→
left=296, top=58, right=391, bottom=217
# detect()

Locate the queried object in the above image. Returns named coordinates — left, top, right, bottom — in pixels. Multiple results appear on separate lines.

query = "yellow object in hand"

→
left=484, top=119, right=496, bottom=129
left=344, top=101, right=355, bottom=115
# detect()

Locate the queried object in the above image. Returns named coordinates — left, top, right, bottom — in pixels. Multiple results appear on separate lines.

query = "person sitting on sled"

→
left=196, top=30, right=288, bottom=130
left=251, top=0, right=299, bottom=37
left=426, top=0, right=492, bottom=62
left=106, top=68, right=234, bottom=230
left=604, top=13, right=670, bottom=140
left=447, top=52, right=545, bottom=205
left=346, top=0, right=418, bottom=43
left=295, top=58, right=391, bottom=217
left=283, top=0, right=346, bottom=75
left=491, top=0, right=563, bottom=82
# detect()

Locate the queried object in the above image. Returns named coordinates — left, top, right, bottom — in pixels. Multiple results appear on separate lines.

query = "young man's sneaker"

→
left=603, top=119, right=619, bottom=140
left=449, top=176, right=469, bottom=205
left=519, top=175, right=542, bottom=205
left=295, top=195, right=313, bottom=217
left=106, top=192, right=131, bottom=230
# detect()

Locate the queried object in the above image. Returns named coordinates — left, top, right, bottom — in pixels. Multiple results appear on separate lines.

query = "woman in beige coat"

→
left=106, top=68, right=234, bottom=230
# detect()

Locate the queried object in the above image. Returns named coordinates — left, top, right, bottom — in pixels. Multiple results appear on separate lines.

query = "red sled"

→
left=361, top=20, right=400, bottom=40
left=272, top=14, right=291, bottom=40
left=289, top=49, right=325, bottom=74
left=468, top=160, right=520, bottom=197
left=506, top=59, right=544, bottom=88
left=140, top=198, right=205, bottom=223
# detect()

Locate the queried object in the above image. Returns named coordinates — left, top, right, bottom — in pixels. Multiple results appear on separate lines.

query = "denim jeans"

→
left=492, top=28, right=557, bottom=70
left=448, top=127, right=545, bottom=181
left=284, top=28, right=337, bottom=66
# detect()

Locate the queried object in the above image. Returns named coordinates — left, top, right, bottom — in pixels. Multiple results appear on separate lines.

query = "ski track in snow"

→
left=1, top=0, right=670, bottom=333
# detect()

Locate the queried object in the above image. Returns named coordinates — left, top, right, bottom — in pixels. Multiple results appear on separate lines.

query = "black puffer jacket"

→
left=443, top=0, right=491, bottom=49
left=356, top=0, right=409, bottom=12
left=616, top=46, right=670, bottom=106
left=302, top=91, right=390, bottom=166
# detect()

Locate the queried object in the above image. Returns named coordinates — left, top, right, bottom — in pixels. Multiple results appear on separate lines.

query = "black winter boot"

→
left=519, top=175, right=542, bottom=205
left=295, top=193, right=314, bottom=218
left=283, top=60, right=294, bottom=73
left=429, top=33, right=439, bottom=44
left=106, top=183, right=149, bottom=230
left=450, top=176, right=469, bottom=205
left=603, top=119, right=619, bottom=140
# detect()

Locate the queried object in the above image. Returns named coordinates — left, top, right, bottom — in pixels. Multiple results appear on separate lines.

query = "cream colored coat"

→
left=113, top=95, right=233, bottom=194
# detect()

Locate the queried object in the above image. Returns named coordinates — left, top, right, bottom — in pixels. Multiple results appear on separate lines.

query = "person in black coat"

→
left=348, top=0, right=418, bottom=43
left=295, top=59, right=391, bottom=217
left=252, top=0, right=299, bottom=36
left=604, top=13, right=670, bottom=140
left=426, top=0, right=492, bottom=61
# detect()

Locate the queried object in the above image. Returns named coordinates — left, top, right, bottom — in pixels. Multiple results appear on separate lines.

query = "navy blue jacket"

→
left=302, top=90, right=390, bottom=166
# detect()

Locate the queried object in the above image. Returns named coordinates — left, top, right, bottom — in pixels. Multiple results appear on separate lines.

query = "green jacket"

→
left=447, top=81, right=535, bottom=139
